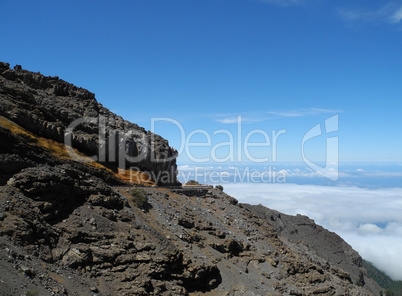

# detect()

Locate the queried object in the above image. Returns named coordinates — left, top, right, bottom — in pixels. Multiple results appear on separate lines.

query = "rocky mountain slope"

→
left=0, top=63, right=382, bottom=295
left=0, top=62, right=179, bottom=186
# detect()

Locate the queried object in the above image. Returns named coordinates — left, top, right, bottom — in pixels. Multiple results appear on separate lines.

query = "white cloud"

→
left=390, top=5, right=402, bottom=23
left=224, top=183, right=402, bottom=280
left=359, top=223, right=383, bottom=234
left=267, top=107, right=342, bottom=118
left=339, top=10, right=361, bottom=21
left=215, top=115, right=268, bottom=124
left=340, top=3, right=402, bottom=26
left=340, top=232, right=402, bottom=281
left=215, top=108, right=341, bottom=124
left=177, top=164, right=191, bottom=170
left=339, top=8, right=374, bottom=22
left=215, top=117, right=239, bottom=124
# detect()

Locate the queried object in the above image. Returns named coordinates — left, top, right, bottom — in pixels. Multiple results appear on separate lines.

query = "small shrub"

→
left=128, top=188, right=149, bottom=210
left=215, top=185, right=224, bottom=191
left=185, top=180, right=199, bottom=185
left=26, top=291, right=39, bottom=296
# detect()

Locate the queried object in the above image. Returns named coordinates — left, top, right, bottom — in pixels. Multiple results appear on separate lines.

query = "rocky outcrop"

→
left=0, top=167, right=224, bottom=295
left=0, top=121, right=121, bottom=185
left=0, top=62, right=179, bottom=185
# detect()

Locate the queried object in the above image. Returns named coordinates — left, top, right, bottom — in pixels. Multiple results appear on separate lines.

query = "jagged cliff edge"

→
left=0, top=62, right=179, bottom=186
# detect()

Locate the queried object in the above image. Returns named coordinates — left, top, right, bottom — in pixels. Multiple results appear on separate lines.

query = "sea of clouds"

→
left=224, top=183, right=402, bottom=280
left=177, top=162, right=402, bottom=280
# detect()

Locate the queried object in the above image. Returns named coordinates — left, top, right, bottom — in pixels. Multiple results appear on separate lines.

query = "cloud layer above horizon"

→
left=223, top=183, right=402, bottom=280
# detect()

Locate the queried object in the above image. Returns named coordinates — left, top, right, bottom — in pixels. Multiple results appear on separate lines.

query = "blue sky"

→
left=2, top=0, right=402, bottom=279
left=1, top=0, right=402, bottom=163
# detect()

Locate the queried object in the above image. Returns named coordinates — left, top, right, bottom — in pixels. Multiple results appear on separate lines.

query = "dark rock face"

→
left=0, top=168, right=226, bottom=295
left=0, top=62, right=179, bottom=185
left=8, top=165, right=117, bottom=223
